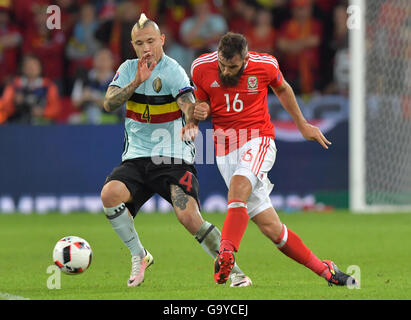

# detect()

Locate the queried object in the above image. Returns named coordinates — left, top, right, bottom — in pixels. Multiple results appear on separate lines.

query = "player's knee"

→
left=100, top=185, right=117, bottom=208
left=101, top=181, right=129, bottom=208
left=228, top=175, right=252, bottom=202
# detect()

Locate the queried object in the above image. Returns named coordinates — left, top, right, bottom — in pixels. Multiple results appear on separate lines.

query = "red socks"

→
left=220, top=200, right=249, bottom=252
left=220, top=201, right=329, bottom=280
left=275, top=224, right=329, bottom=278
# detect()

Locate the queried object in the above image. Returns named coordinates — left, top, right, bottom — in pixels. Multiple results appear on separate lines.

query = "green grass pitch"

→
left=1, top=210, right=411, bottom=300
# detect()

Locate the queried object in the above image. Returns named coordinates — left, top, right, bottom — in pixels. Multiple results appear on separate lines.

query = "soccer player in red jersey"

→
left=186, top=32, right=357, bottom=287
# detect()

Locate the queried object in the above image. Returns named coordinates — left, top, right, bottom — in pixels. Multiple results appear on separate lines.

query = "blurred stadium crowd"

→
left=0, top=0, right=350, bottom=124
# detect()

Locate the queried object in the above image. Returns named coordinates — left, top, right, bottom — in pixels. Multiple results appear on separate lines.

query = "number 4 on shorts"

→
left=179, top=171, right=193, bottom=192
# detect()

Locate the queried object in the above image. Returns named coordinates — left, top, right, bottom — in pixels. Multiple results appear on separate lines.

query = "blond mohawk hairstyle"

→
left=131, top=13, right=161, bottom=37
left=138, top=13, right=149, bottom=29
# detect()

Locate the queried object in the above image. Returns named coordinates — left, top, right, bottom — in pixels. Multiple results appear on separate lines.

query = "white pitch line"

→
left=0, top=292, right=31, bottom=300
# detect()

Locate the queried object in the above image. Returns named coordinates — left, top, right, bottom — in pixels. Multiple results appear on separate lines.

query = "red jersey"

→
left=191, top=51, right=283, bottom=155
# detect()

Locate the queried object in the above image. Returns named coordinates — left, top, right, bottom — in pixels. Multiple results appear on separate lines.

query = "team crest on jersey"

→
left=152, top=77, right=162, bottom=93
left=247, top=76, right=258, bottom=89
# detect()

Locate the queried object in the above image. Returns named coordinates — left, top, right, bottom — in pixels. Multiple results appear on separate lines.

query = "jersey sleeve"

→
left=268, top=56, right=284, bottom=88
left=168, top=63, right=194, bottom=99
left=109, top=59, right=133, bottom=88
left=191, top=64, right=209, bottom=102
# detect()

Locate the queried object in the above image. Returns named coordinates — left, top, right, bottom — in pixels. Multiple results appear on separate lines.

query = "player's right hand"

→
left=134, top=52, right=156, bottom=85
left=193, top=102, right=211, bottom=121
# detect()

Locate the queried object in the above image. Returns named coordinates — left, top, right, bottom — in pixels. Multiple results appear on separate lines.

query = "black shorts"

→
left=104, top=157, right=200, bottom=217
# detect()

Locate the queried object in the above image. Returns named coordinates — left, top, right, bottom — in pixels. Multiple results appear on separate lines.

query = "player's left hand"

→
left=298, top=122, right=332, bottom=149
left=180, top=122, right=199, bottom=142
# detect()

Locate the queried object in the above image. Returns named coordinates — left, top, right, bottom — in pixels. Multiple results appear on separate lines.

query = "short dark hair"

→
left=217, top=32, right=248, bottom=60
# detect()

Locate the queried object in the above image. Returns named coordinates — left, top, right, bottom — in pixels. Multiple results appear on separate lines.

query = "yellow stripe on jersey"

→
left=126, top=101, right=180, bottom=115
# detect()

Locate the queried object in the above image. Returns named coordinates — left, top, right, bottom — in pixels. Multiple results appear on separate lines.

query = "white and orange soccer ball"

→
left=53, top=236, right=92, bottom=274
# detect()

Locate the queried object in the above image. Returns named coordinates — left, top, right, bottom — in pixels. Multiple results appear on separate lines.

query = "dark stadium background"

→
left=0, top=0, right=350, bottom=214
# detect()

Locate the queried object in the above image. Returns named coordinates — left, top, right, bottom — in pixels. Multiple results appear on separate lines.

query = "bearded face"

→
left=218, top=62, right=245, bottom=87
left=217, top=53, right=248, bottom=87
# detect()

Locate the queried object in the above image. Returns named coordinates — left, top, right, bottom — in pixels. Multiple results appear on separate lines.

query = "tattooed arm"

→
left=103, top=81, right=138, bottom=112
left=103, top=84, right=139, bottom=112
left=103, top=52, right=156, bottom=112
left=176, top=91, right=198, bottom=125
left=177, top=91, right=201, bottom=141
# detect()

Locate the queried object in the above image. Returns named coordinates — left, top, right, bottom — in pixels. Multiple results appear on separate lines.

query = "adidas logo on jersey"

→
left=210, top=80, right=220, bottom=87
